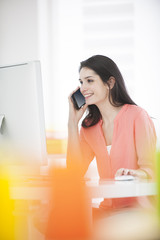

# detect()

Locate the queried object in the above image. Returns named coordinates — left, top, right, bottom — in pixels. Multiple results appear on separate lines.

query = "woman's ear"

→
left=107, top=76, right=115, bottom=89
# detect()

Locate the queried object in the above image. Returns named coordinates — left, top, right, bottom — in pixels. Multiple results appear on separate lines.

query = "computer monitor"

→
left=0, top=61, right=47, bottom=166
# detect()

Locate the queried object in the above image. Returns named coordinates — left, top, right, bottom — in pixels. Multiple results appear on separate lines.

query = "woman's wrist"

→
left=136, top=169, right=148, bottom=179
left=68, top=119, right=79, bottom=129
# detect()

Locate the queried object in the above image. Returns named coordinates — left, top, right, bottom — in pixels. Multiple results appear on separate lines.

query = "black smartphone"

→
left=71, top=88, right=86, bottom=110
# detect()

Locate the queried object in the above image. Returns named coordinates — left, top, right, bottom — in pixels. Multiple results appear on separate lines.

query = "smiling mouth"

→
left=83, top=93, right=93, bottom=99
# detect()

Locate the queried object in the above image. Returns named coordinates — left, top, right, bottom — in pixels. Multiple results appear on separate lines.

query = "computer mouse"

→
left=114, top=175, right=135, bottom=181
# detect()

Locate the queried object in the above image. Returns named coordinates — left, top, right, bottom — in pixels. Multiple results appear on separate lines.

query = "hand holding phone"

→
left=71, top=88, right=86, bottom=110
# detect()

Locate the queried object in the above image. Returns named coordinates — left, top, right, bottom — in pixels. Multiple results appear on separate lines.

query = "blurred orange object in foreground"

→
left=45, top=166, right=92, bottom=240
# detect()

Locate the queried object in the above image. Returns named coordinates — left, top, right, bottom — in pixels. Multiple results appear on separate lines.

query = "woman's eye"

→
left=88, top=79, right=93, bottom=83
left=79, top=81, right=83, bottom=84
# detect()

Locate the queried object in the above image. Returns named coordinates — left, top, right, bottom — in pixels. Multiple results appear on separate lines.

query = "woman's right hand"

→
left=68, top=87, right=88, bottom=127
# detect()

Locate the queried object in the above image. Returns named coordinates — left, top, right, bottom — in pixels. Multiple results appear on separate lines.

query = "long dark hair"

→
left=79, top=55, right=136, bottom=128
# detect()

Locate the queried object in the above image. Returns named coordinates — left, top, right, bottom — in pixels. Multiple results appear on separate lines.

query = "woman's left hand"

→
left=115, top=168, right=148, bottom=179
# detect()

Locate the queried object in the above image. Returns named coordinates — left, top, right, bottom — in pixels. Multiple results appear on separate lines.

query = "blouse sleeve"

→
left=135, top=109, right=157, bottom=178
left=79, top=127, right=95, bottom=176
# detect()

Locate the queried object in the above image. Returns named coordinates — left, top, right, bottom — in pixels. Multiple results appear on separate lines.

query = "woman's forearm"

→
left=67, top=90, right=88, bottom=170
left=66, top=125, right=83, bottom=168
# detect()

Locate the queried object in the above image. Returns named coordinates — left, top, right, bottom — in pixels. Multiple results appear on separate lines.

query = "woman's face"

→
left=79, top=67, right=109, bottom=106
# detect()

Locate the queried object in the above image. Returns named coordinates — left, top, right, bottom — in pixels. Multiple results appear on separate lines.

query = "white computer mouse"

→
left=115, top=175, right=135, bottom=181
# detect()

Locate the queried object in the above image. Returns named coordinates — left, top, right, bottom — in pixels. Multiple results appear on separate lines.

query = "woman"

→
left=67, top=55, right=156, bottom=210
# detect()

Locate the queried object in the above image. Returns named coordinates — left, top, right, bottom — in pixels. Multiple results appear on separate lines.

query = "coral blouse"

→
left=80, top=104, right=156, bottom=179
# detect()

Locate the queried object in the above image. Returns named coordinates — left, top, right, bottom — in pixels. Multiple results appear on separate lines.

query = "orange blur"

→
left=45, top=166, right=92, bottom=240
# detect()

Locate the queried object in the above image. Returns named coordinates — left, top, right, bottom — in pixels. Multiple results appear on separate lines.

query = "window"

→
left=38, top=0, right=160, bottom=141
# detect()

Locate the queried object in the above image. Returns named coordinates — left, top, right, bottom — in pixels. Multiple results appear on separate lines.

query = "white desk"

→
left=10, top=178, right=157, bottom=200
left=86, top=179, right=157, bottom=198
left=9, top=178, right=157, bottom=240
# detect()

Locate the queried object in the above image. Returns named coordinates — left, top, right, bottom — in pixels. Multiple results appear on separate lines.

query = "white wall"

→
left=0, top=0, right=160, bottom=138
left=134, top=0, right=160, bottom=119
left=0, top=0, right=39, bottom=64
left=0, top=0, right=51, bottom=132
left=0, top=0, right=83, bottom=134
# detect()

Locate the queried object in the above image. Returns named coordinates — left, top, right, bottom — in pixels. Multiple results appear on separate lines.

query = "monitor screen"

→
left=0, top=61, right=47, bottom=166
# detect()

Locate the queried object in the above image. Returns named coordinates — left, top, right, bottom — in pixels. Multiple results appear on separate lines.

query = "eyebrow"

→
left=79, top=76, right=94, bottom=80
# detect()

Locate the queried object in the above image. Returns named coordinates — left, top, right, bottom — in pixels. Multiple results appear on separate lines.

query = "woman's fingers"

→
left=123, top=169, right=131, bottom=175
left=81, top=102, right=88, bottom=111
left=115, top=168, right=136, bottom=177
left=115, top=168, right=125, bottom=177
left=68, top=86, right=81, bottom=108
left=115, top=168, right=148, bottom=179
left=128, top=170, right=136, bottom=176
left=68, top=86, right=80, bottom=99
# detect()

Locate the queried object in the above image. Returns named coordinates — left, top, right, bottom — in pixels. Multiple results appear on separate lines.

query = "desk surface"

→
left=9, top=178, right=157, bottom=200
left=86, top=179, right=157, bottom=198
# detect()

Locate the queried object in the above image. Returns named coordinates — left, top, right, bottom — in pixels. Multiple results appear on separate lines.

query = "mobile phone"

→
left=71, top=88, right=86, bottom=110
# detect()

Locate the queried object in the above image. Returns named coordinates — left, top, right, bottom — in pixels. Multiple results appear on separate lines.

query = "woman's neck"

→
left=97, top=101, right=123, bottom=124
